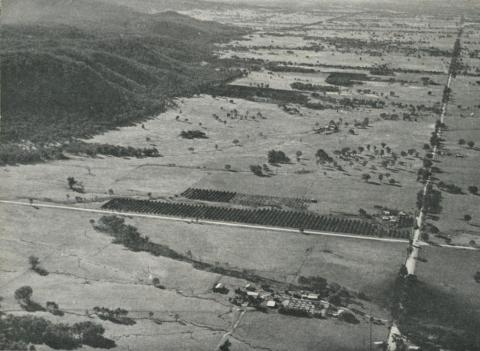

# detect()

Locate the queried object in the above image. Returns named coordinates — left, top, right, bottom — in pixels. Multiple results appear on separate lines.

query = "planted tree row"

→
left=181, top=187, right=316, bottom=209
left=181, top=188, right=237, bottom=203
left=102, top=198, right=409, bottom=239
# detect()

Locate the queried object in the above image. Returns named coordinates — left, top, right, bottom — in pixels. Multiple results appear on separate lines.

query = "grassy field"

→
left=0, top=203, right=402, bottom=350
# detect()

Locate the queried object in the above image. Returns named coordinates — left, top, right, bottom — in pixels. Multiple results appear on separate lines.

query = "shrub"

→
left=180, top=130, right=207, bottom=139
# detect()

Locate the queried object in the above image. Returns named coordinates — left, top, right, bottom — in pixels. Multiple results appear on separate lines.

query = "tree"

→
left=468, top=186, right=478, bottom=194
left=250, top=165, right=263, bottom=177
left=67, top=177, right=84, bottom=193
left=362, top=173, right=371, bottom=182
left=29, top=255, right=40, bottom=269
left=15, top=286, right=33, bottom=303
left=296, top=150, right=302, bottom=161
left=378, top=174, right=384, bottom=182
left=458, top=139, right=466, bottom=145
left=389, top=178, right=396, bottom=185
left=67, top=177, right=76, bottom=189
left=219, top=339, right=231, bottom=351
left=423, top=159, right=433, bottom=168
left=315, top=149, right=333, bottom=164
left=464, top=214, right=472, bottom=222
left=268, top=150, right=290, bottom=164
left=467, top=141, right=475, bottom=148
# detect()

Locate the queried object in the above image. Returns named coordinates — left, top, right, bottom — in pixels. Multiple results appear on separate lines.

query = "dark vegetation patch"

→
left=325, top=72, right=369, bottom=86
left=0, top=141, right=161, bottom=166
left=0, top=314, right=115, bottom=350
left=180, top=130, right=208, bottom=139
left=267, top=149, right=290, bottom=164
left=290, top=82, right=340, bottom=92
left=0, top=2, right=246, bottom=144
left=92, top=307, right=135, bottom=325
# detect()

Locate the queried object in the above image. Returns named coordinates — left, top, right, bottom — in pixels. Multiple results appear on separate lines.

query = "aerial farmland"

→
left=1, top=1, right=479, bottom=350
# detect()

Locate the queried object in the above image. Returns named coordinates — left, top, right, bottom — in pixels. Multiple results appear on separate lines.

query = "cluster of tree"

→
left=180, top=130, right=208, bottom=139
left=14, top=286, right=44, bottom=312
left=265, top=63, right=316, bottom=73
left=0, top=143, right=66, bottom=166
left=297, top=276, right=328, bottom=294
left=369, top=64, right=394, bottom=76
left=92, top=307, right=135, bottom=325
left=438, top=181, right=463, bottom=194
left=268, top=150, right=290, bottom=164
left=315, top=149, right=333, bottom=164
left=0, top=313, right=114, bottom=350
left=0, top=141, right=161, bottom=166
left=63, top=141, right=161, bottom=158
left=46, top=301, right=64, bottom=316
left=458, top=139, right=476, bottom=148
left=325, top=72, right=369, bottom=86
left=67, top=177, right=85, bottom=194
left=468, top=186, right=478, bottom=195
left=28, top=255, right=48, bottom=276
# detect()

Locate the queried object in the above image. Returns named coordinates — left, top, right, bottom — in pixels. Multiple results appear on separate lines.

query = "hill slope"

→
left=0, top=0, right=245, bottom=143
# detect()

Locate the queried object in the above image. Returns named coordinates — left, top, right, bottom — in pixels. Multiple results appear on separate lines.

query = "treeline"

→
left=0, top=141, right=161, bottom=166
left=207, top=84, right=309, bottom=104
left=325, top=72, right=369, bottom=86
left=290, top=82, right=340, bottom=92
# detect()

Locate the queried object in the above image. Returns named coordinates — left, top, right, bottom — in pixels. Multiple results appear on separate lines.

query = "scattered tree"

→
left=15, top=286, right=33, bottom=304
